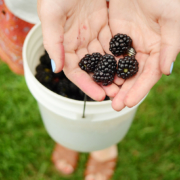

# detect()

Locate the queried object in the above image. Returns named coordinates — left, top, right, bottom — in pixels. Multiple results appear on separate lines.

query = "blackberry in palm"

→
left=117, top=56, right=139, bottom=79
left=109, top=33, right=135, bottom=56
left=79, top=53, right=102, bottom=73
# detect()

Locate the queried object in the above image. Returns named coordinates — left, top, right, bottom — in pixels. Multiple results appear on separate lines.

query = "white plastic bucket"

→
left=23, top=23, right=145, bottom=152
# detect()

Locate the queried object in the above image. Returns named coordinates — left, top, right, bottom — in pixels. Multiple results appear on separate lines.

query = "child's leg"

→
left=85, top=145, right=117, bottom=180
left=0, top=0, right=34, bottom=75
left=51, top=143, right=79, bottom=175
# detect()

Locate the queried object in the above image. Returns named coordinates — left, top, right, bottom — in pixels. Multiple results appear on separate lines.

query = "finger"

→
left=40, top=1, right=66, bottom=73
left=124, top=53, right=162, bottom=108
left=37, top=0, right=42, bottom=17
left=112, top=53, right=148, bottom=111
left=98, top=25, right=112, bottom=54
left=160, top=22, right=180, bottom=75
left=102, top=84, right=119, bottom=98
left=88, top=39, right=119, bottom=98
left=114, top=74, right=125, bottom=86
left=76, top=48, right=89, bottom=60
left=87, top=38, right=104, bottom=54
left=64, top=53, right=106, bottom=101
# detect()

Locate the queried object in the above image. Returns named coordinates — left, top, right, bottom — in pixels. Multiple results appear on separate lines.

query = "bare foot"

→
left=51, top=143, right=79, bottom=175
left=85, top=145, right=118, bottom=180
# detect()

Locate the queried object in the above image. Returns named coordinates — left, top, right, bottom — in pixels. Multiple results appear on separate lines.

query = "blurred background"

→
left=0, top=54, right=180, bottom=180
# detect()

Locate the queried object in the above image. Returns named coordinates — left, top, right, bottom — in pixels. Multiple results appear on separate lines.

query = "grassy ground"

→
left=0, top=55, right=180, bottom=180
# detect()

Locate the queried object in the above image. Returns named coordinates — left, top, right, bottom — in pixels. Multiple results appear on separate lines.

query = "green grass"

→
left=0, top=56, right=180, bottom=180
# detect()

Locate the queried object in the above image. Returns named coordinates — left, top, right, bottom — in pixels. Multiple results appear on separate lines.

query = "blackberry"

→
left=35, top=71, right=53, bottom=84
left=79, top=53, right=102, bottom=73
left=104, top=96, right=110, bottom=101
left=56, top=78, right=85, bottom=100
left=109, top=33, right=135, bottom=56
left=117, top=56, right=139, bottom=79
left=56, top=79, right=70, bottom=97
left=93, top=54, right=117, bottom=86
left=40, top=53, right=51, bottom=67
left=52, top=70, right=66, bottom=79
left=36, top=64, right=52, bottom=73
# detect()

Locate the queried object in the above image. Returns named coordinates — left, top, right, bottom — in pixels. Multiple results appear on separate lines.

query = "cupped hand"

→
left=109, top=0, right=180, bottom=111
left=38, top=0, right=119, bottom=101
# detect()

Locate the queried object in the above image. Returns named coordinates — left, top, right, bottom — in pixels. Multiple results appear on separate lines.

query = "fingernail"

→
left=51, top=59, right=56, bottom=72
left=170, top=62, right=174, bottom=74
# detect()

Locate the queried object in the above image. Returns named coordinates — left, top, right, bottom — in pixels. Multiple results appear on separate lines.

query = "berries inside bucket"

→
left=35, top=51, right=109, bottom=101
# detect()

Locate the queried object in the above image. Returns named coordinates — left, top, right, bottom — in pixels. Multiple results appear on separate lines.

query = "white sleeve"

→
left=4, top=0, right=40, bottom=24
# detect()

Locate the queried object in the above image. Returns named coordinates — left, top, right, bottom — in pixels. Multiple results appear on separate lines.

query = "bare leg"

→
left=85, top=145, right=118, bottom=180
left=51, top=143, right=79, bottom=175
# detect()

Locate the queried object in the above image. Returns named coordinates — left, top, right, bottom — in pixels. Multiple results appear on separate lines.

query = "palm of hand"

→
left=39, top=0, right=119, bottom=100
left=63, top=0, right=107, bottom=53
left=64, top=0, right=121, bottom=100
left=63, top=0, right=108, bottom=96
left=109, top=0, right=180, bottom=111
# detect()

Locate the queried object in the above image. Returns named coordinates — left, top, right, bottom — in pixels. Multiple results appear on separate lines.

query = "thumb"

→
left=38, top=0, right=66, bottom=73
left=159, top=22, right=180, bottom=75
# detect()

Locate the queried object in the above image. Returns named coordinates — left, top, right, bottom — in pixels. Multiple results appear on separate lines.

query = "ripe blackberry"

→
left=56, top=78, right=85, bottom=100
left=79, top=53, right=103, bottom=73
left=109, top=33, right=135, bottom=56
left=35, top=71, right=53, bottom=84
left=40, top=53, right=51, bottom=67
left=52, top=70, right=66, bottom=79
left=93, top=54, right=117, bottom=86
left=36, top=64, right=52, bottom=73
left=117, top=56, right=139, bottom=79
left=56, top=79, right=70, bottom=97
left=104, top=96, right=110, bottom=101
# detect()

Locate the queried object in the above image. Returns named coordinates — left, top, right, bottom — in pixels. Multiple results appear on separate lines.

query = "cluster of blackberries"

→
left=79, top=34, right=139, bottom=84
left=35, top=51, right=109, bottom=101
